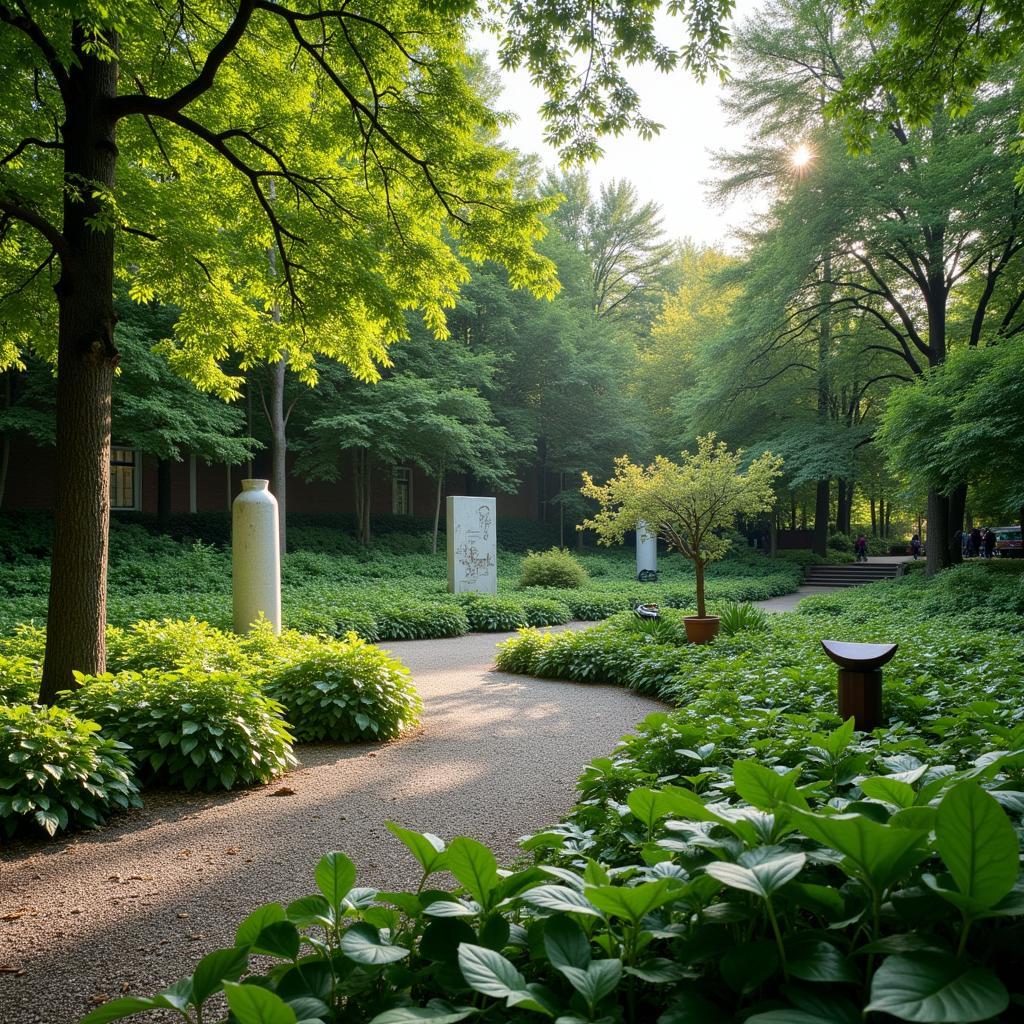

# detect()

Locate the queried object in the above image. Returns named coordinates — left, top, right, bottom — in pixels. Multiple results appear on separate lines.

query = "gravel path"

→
left=0, top=626, right=661, bottom=1024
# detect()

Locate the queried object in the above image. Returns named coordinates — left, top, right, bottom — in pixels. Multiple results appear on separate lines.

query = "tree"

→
left=0, top=0, right=734, bottom=701
left=878, top=338, right=1024, bottom=536
left=708, top=0, right=1024, bottom=572
left=546, top=172, right=677, bottom=334
left=581, top=435, right=782, bottom=619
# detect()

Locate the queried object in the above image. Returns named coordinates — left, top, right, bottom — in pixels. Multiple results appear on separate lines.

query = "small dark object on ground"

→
left=634, top=603, right=660, bottom=620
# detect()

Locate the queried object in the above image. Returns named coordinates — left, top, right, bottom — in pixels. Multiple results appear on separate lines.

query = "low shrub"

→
left=518, top=596, right=572, bottom=627
left=518, top=546, right=589, bottom=589
left=718, top=601, right=770, bottom=635
left=106, top=617, right=243, bottom=672
left=86, top=754, right=1024, bottom=1024
left=829, top=529, right=853, bottom=551
left=458, top=595, right=529, bottom=632
left=372, top=601, right=469, bottom=641
left=0, top=703, right=140, bottom=837
left=65, top=669, right=296, bottom=791
left=262, top=633, right=421, bottom=743
left=0, top=655, right=39, bottom=705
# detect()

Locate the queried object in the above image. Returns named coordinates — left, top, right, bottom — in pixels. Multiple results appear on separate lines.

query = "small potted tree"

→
left=581, top=434, right=781, bottom=644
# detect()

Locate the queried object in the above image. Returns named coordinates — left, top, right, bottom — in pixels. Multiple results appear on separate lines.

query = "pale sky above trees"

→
left=474, top=0, right=767, bottom=246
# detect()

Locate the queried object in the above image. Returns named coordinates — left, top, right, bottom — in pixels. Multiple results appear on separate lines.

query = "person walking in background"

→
left=911, top=534, right=922, bottom=559
left=970, top=526, right=982, bottom=558
left=855, top=533, right=869, bottom=562
left=984, top=528, right=997, bottom=559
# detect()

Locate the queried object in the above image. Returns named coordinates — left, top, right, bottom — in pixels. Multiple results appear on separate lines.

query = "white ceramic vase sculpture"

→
left=232, top=479, right=281, bottom=634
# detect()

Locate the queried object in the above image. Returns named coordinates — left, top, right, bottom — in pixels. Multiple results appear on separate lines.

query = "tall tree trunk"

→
left=0, top=371, right=10, bottom=509
left=268, top=358, right=287, bottom=555
left=870, top=496, right=876, bottom=537
left=769, top=514, right=778, bottom=557
left=790, top=492, right=797, bottom=532
left=695, top=558, right=706, bottom=619
left=157, top=458, right=172, bottom=528
left=40, top=31, right=121, bottom=704
left=432, top=468, right=443, bottom=555
left=884, top=499, right=891, bottom=539
left=947, top=483, right=966, bottom=566
left=813, top=480, right=830, bottom=557
left=812, top=252, right=832, bottom=558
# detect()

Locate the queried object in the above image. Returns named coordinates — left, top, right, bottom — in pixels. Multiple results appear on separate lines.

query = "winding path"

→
left=0, top=627, right=661, bottom=1024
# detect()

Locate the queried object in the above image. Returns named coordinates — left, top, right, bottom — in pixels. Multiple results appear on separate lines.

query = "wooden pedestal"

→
left=837, top=668, right=882, bottom=732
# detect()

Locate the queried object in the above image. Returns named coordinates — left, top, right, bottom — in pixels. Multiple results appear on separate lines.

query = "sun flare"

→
left=790, top=142, right=814, bottom=169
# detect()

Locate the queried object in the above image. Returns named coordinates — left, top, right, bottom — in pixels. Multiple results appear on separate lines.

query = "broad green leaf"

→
left=558, top=959, right=622, bottom=1009
left=253, top=922, right=301, bottom=960
left=79, top=996, right=175, bottom=1024
left=747, top=1012, right=845, bottom=1024
left=457, top=942, right=527, bottom=999
left=705, top=852, right=805, bottom=898
left=192, top=945, right=250, bottom=1005
left=369, top=1006, right=475, bottom=1024
left=423, top=899, right=478, bottom=917
left=785, top=936, right=857, bottom=984
left=866, top=954, right=1009, bottom=1022
left=523, top=884, right=604, bottom=917
left=235, top=903, right=287, bottom=947
left=543, top=915, right=591, bottom=970
left=624, top=958, right=685, bottom=983
left=935, top=782, right=1019, bottom=911
left=584, top=879, right=681, bottom=923
left=859, top=776, right=917, bottom=809
left=732, top=760, right=807, bottom=810
left=791, top=808, right=929, bottom=892
left=286, top=895, right=333, bottom=929
left=223, top=982, right=297, bottom=1024
left=315, top=852, right=357, bottom=910
left=341, top=922, right=410, bottom=965
left=386, top=822, right=448, bottom=877
left=446, top=837, right=500, bottom=907
left=627, top=787, right=691, bottom=831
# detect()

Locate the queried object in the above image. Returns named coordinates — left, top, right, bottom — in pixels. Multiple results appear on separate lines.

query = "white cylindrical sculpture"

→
left=232, top=479, right=281, bottom=634
left=636, top=520, right=658, bottom=578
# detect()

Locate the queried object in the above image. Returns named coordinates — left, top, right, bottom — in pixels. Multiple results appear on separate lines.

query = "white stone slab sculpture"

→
left=447, top=496, right=497, bottom=594
left=636, top=519, right=658, bottom=579
left=232, top=479, right=282, bottom=633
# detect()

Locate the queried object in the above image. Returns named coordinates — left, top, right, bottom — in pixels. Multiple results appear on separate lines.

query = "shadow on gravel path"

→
left=0, top=624, right=661, bottom=1024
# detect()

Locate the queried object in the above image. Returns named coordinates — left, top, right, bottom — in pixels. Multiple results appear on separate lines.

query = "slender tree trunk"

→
left=769, top=514, right=778, bottom=557
left=695, top=558, right=706, bottom=619
left=157, top=458, right=172, bottom=528
left=813, top=480, right=830, bottom=557
left=790, top=493, right=797, bottom=532
left=870, top=497, right=876, bottom=537
left=268, top=358, right=287, bottom=555
left=0, top=371, right=10, bottom=509
left=812, top=252, right=832, bottom=558
left=947, top=483, right=966, bottom=565
left=432, top=468, right=443, bottom=555
left=884, top=500, right=891, bottom=539
left=40, top=32, right=121, bottom=704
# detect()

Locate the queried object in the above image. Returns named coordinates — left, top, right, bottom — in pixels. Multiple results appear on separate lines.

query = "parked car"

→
left=994, top=526, right=1023, bottom=558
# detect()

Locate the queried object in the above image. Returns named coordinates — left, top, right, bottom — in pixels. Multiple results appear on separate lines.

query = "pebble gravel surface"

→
left=0, top=626, right=662, bottom=1024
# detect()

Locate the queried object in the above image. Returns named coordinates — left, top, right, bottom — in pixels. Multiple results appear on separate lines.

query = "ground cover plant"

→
left=0, top=525, right=802, bottom=641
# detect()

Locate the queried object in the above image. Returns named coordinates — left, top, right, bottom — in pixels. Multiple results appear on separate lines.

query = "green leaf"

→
left=386, top=822, right=448, bottom=877
left=558, top=959, right=622, bottom=1009
left=235, top=903, right=287, bottom=947
left=584, top=879, right=681, bottom=923
left=446, top=837, right=500, bottom=907
left=340, top=922, right=410, bottom=965
left=457, top=942, right=528, bottom=999
left=785, top=936, right=858, bottom=984
left=732, top=761, right=807, bottom=810
left=253, top=922, right=301, bottom=960
left=223, top=982, right=297, bottom=1024
left=705, top=851, right=805, bottom=898
left=286, top=894, right=334, bottom=929
left=627, top=787, right=688, bottom=831
left=935, top=782, right=1019, bottom=911
left=866, top=954, right=1009, bottom=1022
left=859, top=776, right=917, bottom=808
left=368, top=1007, right=475, bottom=1024
left=791, top=808, right=929, bottom=892
left=192, top=945, right=250, bottom=1005
left=543, top=915, right=591, bottom=970
left=315, top=851, right=357, bottom=910
left=623, top=958, right=686, bottom=983
left=79, top=996, right=175, bottom=1024
left=523, top=884, right=604, bottom=917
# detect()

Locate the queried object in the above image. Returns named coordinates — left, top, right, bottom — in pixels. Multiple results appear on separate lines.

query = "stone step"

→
left=803, top=563, right=902, bottom=588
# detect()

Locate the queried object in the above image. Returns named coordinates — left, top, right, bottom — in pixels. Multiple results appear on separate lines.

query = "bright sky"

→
left=474, top=0, right=766, bottom=248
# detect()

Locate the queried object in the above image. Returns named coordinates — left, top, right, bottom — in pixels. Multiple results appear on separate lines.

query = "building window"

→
left=392, top=466, right=412, bottom=516
left=111, top=446, right=140, bottom=510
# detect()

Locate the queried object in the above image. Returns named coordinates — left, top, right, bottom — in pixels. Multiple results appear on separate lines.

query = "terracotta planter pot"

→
left=684, top=615, right=720, bottom=645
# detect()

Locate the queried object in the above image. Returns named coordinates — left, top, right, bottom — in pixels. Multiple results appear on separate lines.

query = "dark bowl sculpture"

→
left=820, top=639, right=898, bottom=671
